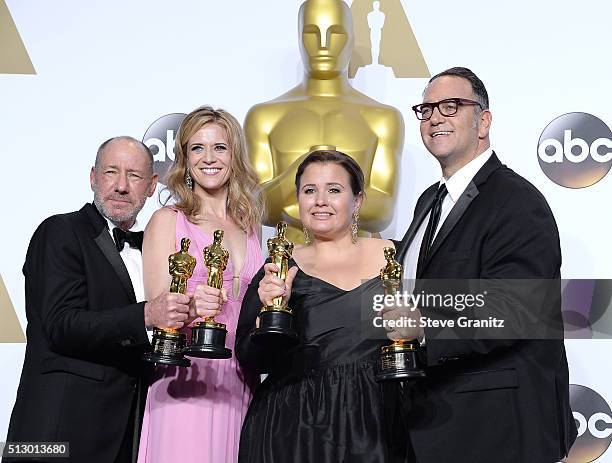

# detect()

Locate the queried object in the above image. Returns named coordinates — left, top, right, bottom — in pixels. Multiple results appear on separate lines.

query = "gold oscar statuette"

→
left=376, top=247, right=426, bottom=382
left=183, top=230, right=232, bottom=359
left=245, top=0, right=405, bottom=244
left=143, top=237, right=195, bottom=368
left=250, top=221, right=298, bottom=346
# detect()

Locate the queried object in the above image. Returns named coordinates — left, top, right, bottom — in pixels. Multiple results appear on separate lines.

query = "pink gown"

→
left=137, top=210, right=262, bottom=463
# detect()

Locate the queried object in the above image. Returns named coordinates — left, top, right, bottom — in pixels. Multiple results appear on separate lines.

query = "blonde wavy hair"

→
left=164, top=106, right=263, bottom=231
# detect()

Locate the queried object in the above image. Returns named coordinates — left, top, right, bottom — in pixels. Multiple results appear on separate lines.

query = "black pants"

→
left=114, top=393, right=137, bottom=463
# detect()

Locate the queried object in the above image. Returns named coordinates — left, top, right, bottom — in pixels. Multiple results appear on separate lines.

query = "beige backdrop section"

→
left=0, top=0, right=35, bottom=74
left=0, top=274, right=25, bottom=342
left=349, top=0, right=429, bottom=78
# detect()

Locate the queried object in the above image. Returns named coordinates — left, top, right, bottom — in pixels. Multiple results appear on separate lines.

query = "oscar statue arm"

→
left=222, top=248, right=230, bottom=271
left=362, top=106, right=405, bottom=231
left=259, top=159, right=310, bottom=227
left=203, top=245, right=211, bottom=267
left=245, top=104, right=275, bottom=185
left=244, top=104, right=305, bottom=226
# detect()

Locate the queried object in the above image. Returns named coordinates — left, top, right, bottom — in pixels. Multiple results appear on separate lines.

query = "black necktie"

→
left=112, top=227, right=144, bottom=252
left=417, top=183, right=448, bottom=274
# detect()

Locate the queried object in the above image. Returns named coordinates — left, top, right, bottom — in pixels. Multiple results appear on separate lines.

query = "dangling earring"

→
left=351, top=209, right=360, bottom=244
left=303, top=226, right=312, bottom=245
left=185, top=169, right=193, bottom=190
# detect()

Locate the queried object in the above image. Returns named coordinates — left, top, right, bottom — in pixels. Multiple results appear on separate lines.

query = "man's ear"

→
left=478, top=110, right=492, bottom=139
left=147, top=173, right=159, bottom=197
left=89, top=167, right=96, bottom=192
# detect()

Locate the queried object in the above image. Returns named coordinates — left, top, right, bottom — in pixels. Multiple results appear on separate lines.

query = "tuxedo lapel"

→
left=414, top=152, right=503, bottom=277
left=396, top=185, right=437, bottom=263
left=419, top=182, right=479, bottom=276
left=83, top=204, right=137, bottom=302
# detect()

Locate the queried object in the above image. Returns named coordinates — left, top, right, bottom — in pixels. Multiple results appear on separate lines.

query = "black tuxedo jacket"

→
left=396, top=154, right=577, bottom=463
left=6, top=203, right=151, bottom=463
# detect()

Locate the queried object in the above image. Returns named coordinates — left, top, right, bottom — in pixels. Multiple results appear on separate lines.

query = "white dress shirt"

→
left=104, top=217, right=146, bottom=303
left=402, top=148, right=494, bottom=286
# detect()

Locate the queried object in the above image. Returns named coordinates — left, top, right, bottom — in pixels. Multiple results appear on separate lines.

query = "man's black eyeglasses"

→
left=412, top=98, right=483, bottom=121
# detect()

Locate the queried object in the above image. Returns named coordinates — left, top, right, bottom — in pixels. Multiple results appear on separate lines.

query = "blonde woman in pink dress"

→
left=138, top=106, right=263, bottom=463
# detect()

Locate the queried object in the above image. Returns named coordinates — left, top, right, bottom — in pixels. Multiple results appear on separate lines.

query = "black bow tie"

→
left=112, top=227, right=143, bottom=252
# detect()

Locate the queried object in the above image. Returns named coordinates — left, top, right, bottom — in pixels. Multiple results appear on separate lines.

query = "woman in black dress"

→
left=236, top=150, right=409, bottom=462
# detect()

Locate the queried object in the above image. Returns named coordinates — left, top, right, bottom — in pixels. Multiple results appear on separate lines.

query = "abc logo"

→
left=565, top=384, right=612, bottom=462
left=142, top=113, right=186, bottom=184
left=538, top=112, right=612, bottom=188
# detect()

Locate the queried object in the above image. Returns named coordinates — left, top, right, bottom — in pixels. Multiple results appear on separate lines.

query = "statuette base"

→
left=143, top=328, right=191, bottom=367
left=251, top=308, right=298, bottom=347
left=184, top=322, right=232, bottom=359
left=376, top=340, right=426, bottom=382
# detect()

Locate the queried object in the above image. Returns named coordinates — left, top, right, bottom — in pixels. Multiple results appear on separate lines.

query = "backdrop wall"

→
left=1, top=1, right=611, bottom=461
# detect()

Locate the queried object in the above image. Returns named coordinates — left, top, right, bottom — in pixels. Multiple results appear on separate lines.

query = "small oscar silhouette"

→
left=184, top=230, right=232, bottom=359
left=143, top=237, right=195, bottom=367
left=376, top=247, right=426, bottom=382
left=251, top=221, right=298, bottom=346
left=368, top=1, right=385, bottom=66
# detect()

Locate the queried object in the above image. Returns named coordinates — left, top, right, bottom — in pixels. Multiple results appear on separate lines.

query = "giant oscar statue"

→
left=245, top=0, right=404, bottom=242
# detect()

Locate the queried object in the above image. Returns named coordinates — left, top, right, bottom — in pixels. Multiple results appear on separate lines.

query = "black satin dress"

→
left=236, top=261, right=409, bottom=463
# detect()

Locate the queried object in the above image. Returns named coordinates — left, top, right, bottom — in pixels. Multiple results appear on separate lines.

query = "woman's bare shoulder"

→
left=145, top=207, right=177, bottom=235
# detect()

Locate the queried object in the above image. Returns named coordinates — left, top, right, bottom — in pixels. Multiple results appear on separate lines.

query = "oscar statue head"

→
left=213, top=229, right=224, bottom=243
left=298, top=0, right=354, bottom=78
left=277, top=221, right=287, bottom=239
left=180, top=237, right=191, bottom=252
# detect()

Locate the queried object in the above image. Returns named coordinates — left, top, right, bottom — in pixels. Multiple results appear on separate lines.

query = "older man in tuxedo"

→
left=389, top=68, right=577, bottom=462
left=5, top=137, right=191, bottom=463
